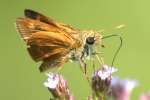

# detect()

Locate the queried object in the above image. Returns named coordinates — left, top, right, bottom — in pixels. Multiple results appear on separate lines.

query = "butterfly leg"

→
left=92, top=51, right=105, bottom=65
left=79, top=59, right=87, bottom=74
left=79, top=58, right=91, bottom=84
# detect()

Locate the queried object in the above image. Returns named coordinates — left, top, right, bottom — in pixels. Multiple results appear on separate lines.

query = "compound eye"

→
left=86, top=37, right=95, bottom=45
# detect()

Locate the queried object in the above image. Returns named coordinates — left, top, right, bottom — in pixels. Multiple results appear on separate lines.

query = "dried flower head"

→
left=110, top=77, right=138, bottom=100
left=91, top=64, right=118, bottom=97
left=44, top=73, right=73, bottom=100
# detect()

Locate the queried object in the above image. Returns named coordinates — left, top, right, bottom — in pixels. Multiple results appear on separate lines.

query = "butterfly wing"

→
left=27, top=31, right=73, bottom=72
left=16, top=10, right=81, bottom=72
left=24, top=9, right=80, bottom=34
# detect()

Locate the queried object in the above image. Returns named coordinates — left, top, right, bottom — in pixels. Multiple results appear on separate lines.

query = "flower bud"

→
left=91, top=65, right=118, bottom=97
left=44, top=73, right=73, bottom=100
left=110, top=77, right=138, bottom=100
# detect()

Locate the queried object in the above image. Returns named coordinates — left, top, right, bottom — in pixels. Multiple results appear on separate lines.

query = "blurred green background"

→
left=0, top=0, right=150, bottom=100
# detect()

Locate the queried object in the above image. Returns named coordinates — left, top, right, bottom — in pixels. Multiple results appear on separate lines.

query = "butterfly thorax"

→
left=69, top=30, right=102, bottom=61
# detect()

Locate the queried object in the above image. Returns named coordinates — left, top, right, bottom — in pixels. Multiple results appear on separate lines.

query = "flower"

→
left=44, top=72, right=73, bottom=100
left=44, top=73, right=59, bottom=89
left=93, top=64, right=118, bottom=80
left=139, top=91, right=150, bottom=100
left=91, top=65, right=118, bottom=98
left=110, top=77, right=138, bottom=100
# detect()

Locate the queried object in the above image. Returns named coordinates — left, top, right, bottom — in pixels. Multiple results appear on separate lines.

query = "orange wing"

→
left=24, top=9, right=79, bottom=34
left=16, top=9, right=81, bottom=72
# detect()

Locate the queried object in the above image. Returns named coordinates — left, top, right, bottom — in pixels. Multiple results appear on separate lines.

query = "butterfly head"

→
left=81, top=30, right=103, bottom=46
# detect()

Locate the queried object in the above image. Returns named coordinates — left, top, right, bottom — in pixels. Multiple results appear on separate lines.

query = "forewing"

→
left=25, top=9, right=61, bottom=27
left=24, top=9, right=80, bottom=34
left=16, top=18, right=63, bottom=41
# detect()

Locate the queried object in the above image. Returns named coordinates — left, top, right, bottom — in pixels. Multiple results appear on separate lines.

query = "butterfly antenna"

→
left=102, top=34, right=123, bottom=67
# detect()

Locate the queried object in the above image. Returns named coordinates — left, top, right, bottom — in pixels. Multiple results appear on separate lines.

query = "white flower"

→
left=123, top=79, right=138, bottom=92
left=44, top=73, right=59, bottom=89
left=97, top=65, right=118, bottom=80
left=111, top=77, right=138, bottom=93
left=110, top=77, right=138, bottom=100
left=43, top=73, right=73, bottom=99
